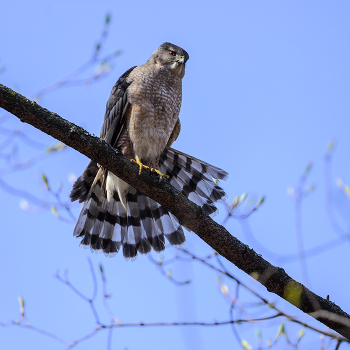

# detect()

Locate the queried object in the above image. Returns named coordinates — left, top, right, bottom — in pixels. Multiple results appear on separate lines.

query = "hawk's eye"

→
left=169, top=51, right=176, bottom=56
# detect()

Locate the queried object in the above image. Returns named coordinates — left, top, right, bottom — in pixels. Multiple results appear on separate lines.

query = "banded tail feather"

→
left=159, top=147, right=228, bottom=215
left=70, top=148, right=227, bottom=259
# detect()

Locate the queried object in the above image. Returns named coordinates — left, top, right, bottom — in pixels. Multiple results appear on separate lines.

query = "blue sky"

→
left=1, top=1, right=350, bottom=349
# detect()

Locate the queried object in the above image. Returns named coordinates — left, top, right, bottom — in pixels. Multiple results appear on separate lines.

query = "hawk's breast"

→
left=126, top=64, right=182, bottom=163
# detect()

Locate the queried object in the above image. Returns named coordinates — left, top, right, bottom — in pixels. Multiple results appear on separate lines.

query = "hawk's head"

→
left=149, top=42, right=189, bottom=78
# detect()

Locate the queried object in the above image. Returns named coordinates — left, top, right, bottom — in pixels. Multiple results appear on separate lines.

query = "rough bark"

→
left=1, top=82, right=349, bottom=340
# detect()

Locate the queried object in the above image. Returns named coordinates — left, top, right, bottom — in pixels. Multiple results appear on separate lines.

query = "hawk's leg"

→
left=132, top=155, right=150, bottom=174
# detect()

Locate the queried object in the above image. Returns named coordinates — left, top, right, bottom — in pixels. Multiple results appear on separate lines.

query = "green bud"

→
left=287, top=187, right=294, bottom=196
left=231, top=196, right=239, bottom=209
left=298, top=328, right=305, bottom=341
left=306, top=185, right=315, bottom=194
left=240, top=340, right=252, bottom=350
left=51, top=205, right=59, bottom=217
left=276, top=323, right=285, bottom=339
left=46, top=142, right=66, bottom=153
left=220, top=284, right=229, bottom=295
left=239, top=193, right=247, bottom=203
left=18, top=296, right=25, bottom=317
left=114, top=49, right=123, bottom=57
left=303, top=162, right=313, bottom=177
left=327, top=140, right=335, bottom=155
left=256, top=196, right=265, bottom=208
left=41, top=173, right=50, bottom=190
left=256, top=328, right=261, bottom=340
left=345, top=185, right=350, bottom=198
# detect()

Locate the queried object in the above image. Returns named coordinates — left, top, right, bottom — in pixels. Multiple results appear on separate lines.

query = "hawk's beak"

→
left=176, top=55, right=185, bottom=64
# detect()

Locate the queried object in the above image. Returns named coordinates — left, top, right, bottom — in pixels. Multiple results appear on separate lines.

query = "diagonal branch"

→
left=1, top=82, right=350, bottom=340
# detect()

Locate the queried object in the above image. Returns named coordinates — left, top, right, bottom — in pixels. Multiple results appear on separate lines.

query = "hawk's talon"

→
left=132, top=156, right=168, bottom=180
left=151, top=168, right=169, bottom=180
left=132, top=155, right=150, bottom=175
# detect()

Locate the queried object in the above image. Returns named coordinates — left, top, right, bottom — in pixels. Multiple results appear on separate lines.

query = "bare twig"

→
left=179, top=248, right=348, bottom=343
left=148, top=254, right=190, bottom=286
left=54, top=260, right=101, bottom=325
left=0, top=320, right=70, bottom=347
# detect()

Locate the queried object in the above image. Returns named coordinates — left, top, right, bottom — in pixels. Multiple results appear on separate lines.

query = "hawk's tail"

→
left=70, top=148, right=227, bottom=259
left=159, top=147, right=228, bottom=215
left=72, top=182, right=185, bottom=259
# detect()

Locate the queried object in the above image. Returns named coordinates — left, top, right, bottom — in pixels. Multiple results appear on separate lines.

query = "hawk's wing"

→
left=70, top=66, right=136, bottom=203
left=99, top=66, right=137, bottom=146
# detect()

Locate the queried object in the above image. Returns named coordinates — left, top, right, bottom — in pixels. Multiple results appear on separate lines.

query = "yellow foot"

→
left=131, top=155, right=169, bottom=180
left=132, top=155, right=150, bottom=175
left=150, top=168, right=169, bottom=180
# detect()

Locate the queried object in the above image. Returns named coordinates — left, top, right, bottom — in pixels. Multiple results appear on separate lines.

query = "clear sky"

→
left=1, top=1, right=350, bottom=349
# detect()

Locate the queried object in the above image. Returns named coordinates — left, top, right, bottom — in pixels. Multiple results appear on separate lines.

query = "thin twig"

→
left=148, top=254, right=190, bottom=286
left=0, top=321, right=69, bottom=347
left=54, top=264, right=101, bottom=325
left=180, top=248, right=348, bottom=342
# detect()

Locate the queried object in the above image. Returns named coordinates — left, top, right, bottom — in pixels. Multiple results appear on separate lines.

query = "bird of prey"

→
left=70, top=42, right=228, bottom=259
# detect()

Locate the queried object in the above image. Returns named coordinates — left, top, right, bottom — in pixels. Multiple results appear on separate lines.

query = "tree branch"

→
left=1, top=82, right=350, bottom=339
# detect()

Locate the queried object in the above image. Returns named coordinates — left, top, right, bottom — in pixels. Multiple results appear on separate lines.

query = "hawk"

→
left=70, top=42, right=228, bottom=259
